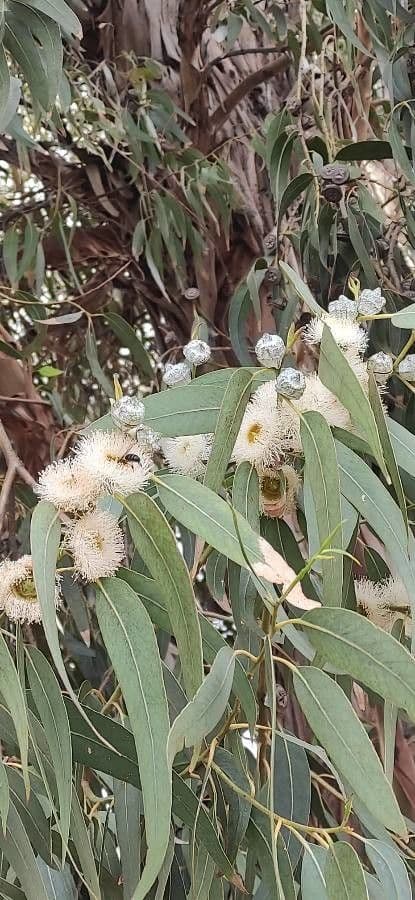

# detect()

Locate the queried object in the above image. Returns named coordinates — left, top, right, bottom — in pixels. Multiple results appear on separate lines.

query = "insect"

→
left=123, top=453, right=141, bottom=465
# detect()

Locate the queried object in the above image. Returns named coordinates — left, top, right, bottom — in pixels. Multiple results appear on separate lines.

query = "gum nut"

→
left=111, top=395, right=145, bottom=429
left=163, top=361, right=192, bottom=387
left=255, top=333, right=285, bottom=368
left=398, top=353, right=415, bottom=382
left=275, top=367, right=306, bottom=399
left=328, top=297, right=358, bottom=319
left=183, top=339, right=211, bottom=366
left=367, top=352, right=393, bottom=375
left=135, top=425, right=160, bottom=452
left=357, top=287, right=386, bottom=316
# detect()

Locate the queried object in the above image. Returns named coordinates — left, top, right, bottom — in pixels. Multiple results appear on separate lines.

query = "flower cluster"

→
left=355, top=576, right=411, bottom=636
left=0, top=395, right=158, bottom=622
left=163, top=337, right=212, bottom=388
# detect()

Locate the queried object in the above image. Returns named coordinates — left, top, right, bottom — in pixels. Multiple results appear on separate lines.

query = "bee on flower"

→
left=259, top=464, right=301, bottom=518
left=74, top=430, right=154, bottom=497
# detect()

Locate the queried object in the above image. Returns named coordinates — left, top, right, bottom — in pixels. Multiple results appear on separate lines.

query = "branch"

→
left=208, top=52, right=292, bottom=135
left=206, top=44, right=288, bottom=71
left=0, top=419, right=36, bottom=533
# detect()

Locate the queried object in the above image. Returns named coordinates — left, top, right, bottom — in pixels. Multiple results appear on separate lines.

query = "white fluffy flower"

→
left=64, top=509, right=125, bottom=582
left=161, top=434, right=213, bottom=477
left=35, top=459, right=102, bottom=512
left=304, top=314, right=368, bottom=355
left=0, top=555, right=60, bottom=624
left=74, top=431, right=154, bottom=496
left=233, top=382, right=288, bottom=469
left=355, top=576, right=411, bottom=634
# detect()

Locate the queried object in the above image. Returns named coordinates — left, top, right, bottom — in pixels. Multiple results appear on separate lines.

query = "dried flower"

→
left=183, top=339, right=211, bottom=366
left=260, top=464, right=301, bottom=518
left=74, top=431, right=154, bottom=496
left=357, top=287, right=386, bottom=316
left=111, top=395, right=145, bottom=430
left=163, top=361, right=192, bottom=387
left=35, top=458, right=101, bottom=512
left=0, top=555, right=60, bottom=624
left=304, top=314, right=368, bottom=355
left=161, top=433, right=213, bottom=478
left=255, top=333, right=285, bottom=369
left=355, top=576, right=411, bottom=635
left=64, top=509, right=124, bottom=582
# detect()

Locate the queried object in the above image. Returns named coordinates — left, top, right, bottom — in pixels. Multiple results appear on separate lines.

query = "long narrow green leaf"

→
left=336, top=442, right=415, bottom=618
left=365, top=839, right=411, bottom=900
left=301, top=411, right=343, bottom=605
left=113, top=780, right=142, bottom=900
left=117, top=567, right=257, bottom=729
left=368, top=375, right=407, bottom=534
left=0, top=760, right=9, bottom=835
left=26, top=646, right=72, bottom=863
left=96, top=576, right=171, bottom=900
left=325, top=841, right=368, bottom=900
left=319, top=327, right=386, bottom=475
left=168, top=647, right=235, bottom=767
left=204, top=369, right=252, bottom=493
left=301, top=607, right=415, bottom=721
left=157, top=474, right=310, bottom=607
left=293, top=667, right=406, bottom=836
left=0, top=633, right=29, bottom=796
left=123, top=492, right=203, bottom=698
left=0, top=801, right=49, bottom=900
left=105, top=312, right=153, bottom=381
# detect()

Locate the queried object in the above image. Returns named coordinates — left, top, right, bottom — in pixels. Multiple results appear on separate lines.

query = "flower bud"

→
left=328, top=296, right=358, bottom=319
left=398, top=353, right=415, bottom=382
left=275, top=367, right=306, bottom=399
left=111, top=395, right=145, bottom=430
left=183, top=339, right=211, bottom=366
left=163, top=361, right=192, bottom=387
left=357, top=287, right=386, bottom=316
left=367, top=351, right=393, bottom=385
left=255, top=333, right=285, bottom=369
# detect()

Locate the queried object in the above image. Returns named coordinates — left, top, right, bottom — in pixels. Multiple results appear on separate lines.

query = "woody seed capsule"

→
left=163, top=361, right=192, bottom=388
left=398, top=353, right=415, bottom=382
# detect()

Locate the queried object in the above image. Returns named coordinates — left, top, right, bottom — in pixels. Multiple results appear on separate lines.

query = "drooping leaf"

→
left=273, top=731, right=311, bottom=869
left=85, top=323, right=114, bottom=397
left=13, top=0, right=81, bottom=37
left=157, top=474, right=314, bottom=610
left=96, top=577, right=171, bottom=900
left=368, top=375, right=407, bottom=533
left=0, top=801, right=49, bottom=900
left=26, top=647, right=72, bottom=863
left=113, top=780, right=142, bottom=900
left=204, top=369, right=252, bottom=493
left=279, top=261, right=325, bottom=317
left=301, top=607, right=415, bottom=721
left=123, top=492, right=203, bottom=698
left=168, top=647, right=235, bottom=767
left=0, top=760, right=9, bottom=834
left=293, top=667, right=406, bottom=836
left=0, top=633, right=29, bottom=796
left=105, top=312, right=154, bottom=380
left=388, top=415, right=415, bottom=477
left=301, top=411, right=343, bottom=605
left=319, top=327, right=385, bottom=475
left=391, top=302, right=415, bottom=329
left=325, top=841, right=369, bottom=900
left=4, top=6, right=62, bottom=110
left=336, top=443, right=415, bottom=617
left=365, top=839, right=411, bottom=900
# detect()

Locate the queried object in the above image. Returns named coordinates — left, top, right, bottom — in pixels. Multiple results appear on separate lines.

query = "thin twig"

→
left=0, top=419, right=36, bottom=532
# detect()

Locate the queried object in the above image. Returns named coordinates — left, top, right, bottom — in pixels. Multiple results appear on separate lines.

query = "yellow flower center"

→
left=247, top=423, right=262, bottom=444
left=14, top=577, right=37, bottom=604
left=91, top=532, right=105, bottom=551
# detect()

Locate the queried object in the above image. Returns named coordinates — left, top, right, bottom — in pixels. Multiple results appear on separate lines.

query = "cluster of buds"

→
left=163, top=336, right=212, bottom=389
